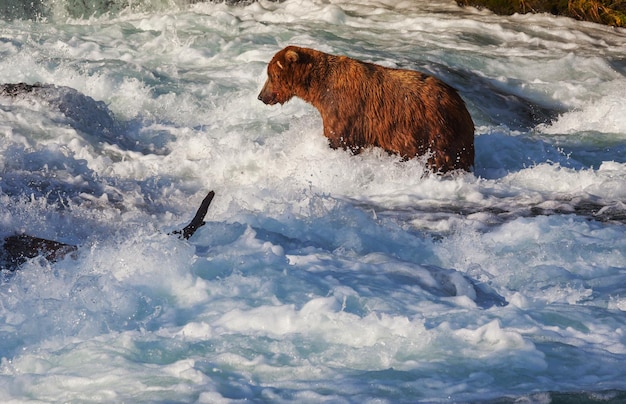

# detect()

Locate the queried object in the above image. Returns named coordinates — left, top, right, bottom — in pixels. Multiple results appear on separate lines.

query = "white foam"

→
left=540, top=89, right=626, bottom=136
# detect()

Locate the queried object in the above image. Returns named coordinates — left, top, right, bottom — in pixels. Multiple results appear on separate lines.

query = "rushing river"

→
left=1, top=0, right=626, bottom=402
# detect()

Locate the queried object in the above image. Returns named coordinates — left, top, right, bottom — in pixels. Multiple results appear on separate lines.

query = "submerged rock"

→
left=0, top=82, right=171, bottom=155
left=1, top=82, right=125, bottom=145
left=1, top=235, right=78, bottom=271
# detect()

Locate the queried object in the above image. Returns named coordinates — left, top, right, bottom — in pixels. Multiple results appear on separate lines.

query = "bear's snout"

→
left=257, top=91, right=274, bottom=104
left=258, top=80, right=280, bottom=105
left=258, top=91, right=277, bottom=105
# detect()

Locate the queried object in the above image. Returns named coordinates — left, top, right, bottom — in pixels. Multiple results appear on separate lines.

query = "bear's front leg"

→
left=323, top=122, right=360, bottom=153
left=324, top=125, right=343, bottom=149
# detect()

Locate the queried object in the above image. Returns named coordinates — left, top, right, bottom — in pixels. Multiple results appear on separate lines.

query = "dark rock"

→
left=1, top=235, right=78, bottom=271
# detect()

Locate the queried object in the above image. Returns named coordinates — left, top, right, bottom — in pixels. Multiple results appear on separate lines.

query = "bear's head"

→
left=258, top=46, right=312, bottom=106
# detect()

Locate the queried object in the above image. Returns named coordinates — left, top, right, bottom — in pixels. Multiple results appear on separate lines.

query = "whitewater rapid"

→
left=1, top=0, right=626, bottom=402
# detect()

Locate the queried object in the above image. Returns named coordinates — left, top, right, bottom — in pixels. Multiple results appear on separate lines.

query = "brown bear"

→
left=258, top=46, right=475, bottom=173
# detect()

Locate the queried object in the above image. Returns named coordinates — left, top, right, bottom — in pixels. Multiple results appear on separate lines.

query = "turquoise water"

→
left=1, top=0, right=626, bottom=402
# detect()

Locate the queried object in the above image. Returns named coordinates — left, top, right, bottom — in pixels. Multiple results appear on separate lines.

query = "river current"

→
left=1, top=0, right=626, bottom=402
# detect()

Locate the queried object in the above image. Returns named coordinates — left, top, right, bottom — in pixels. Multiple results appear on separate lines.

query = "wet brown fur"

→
left=258, top=46, right=475, bottom=172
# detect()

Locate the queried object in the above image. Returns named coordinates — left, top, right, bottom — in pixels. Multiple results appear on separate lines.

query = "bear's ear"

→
left=285, top=49, right=299, bottom=64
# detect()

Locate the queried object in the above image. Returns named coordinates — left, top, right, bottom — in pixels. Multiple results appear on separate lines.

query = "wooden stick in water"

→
left=2, top=190, right=216, bottom=270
